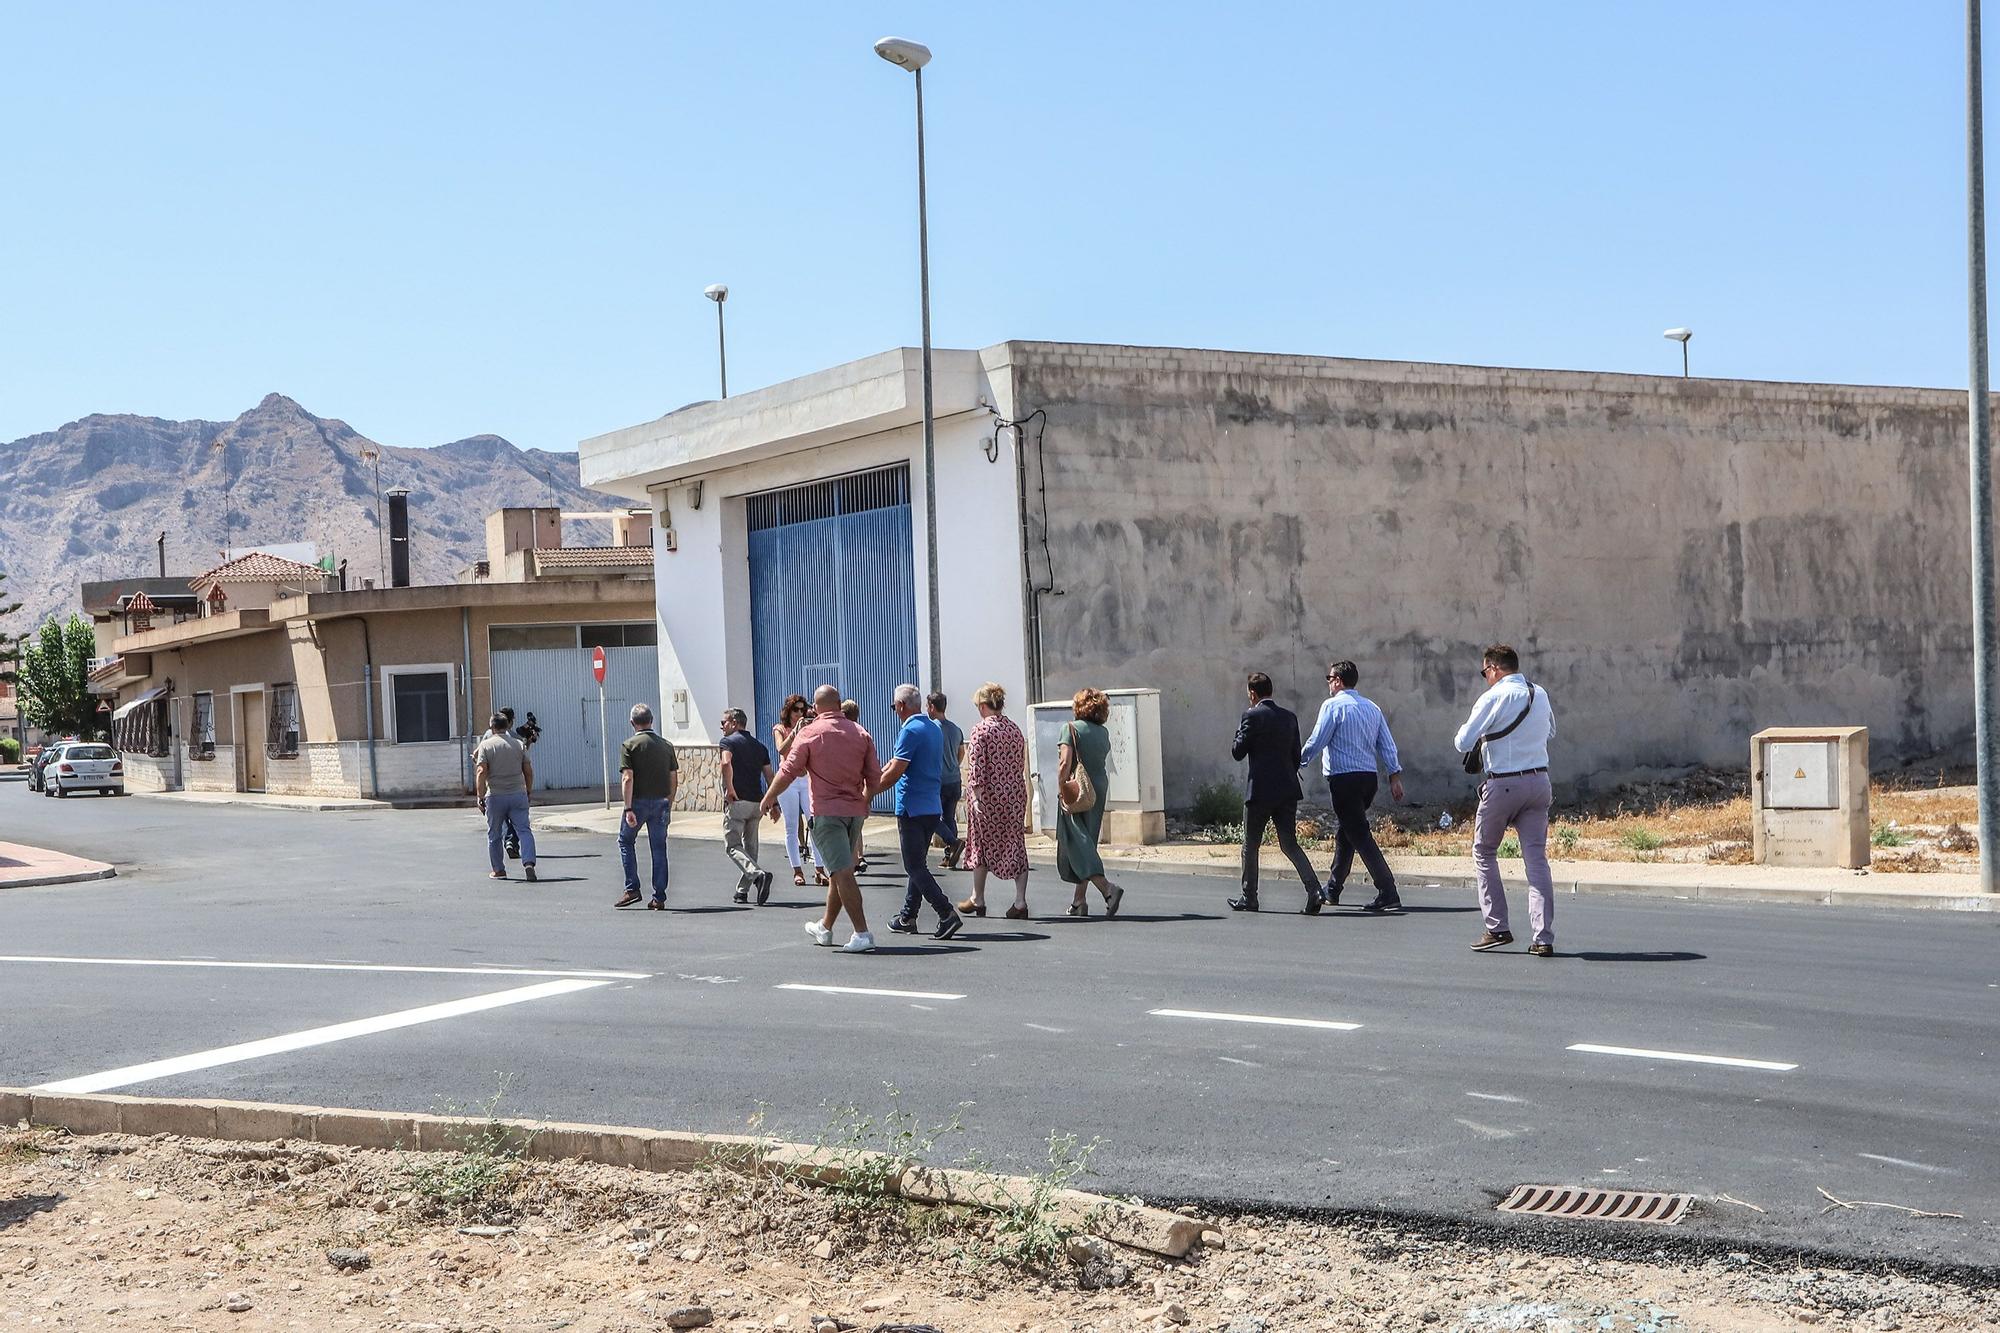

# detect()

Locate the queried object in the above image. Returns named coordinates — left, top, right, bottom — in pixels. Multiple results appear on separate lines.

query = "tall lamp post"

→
left=1663, top=327, right=1693, bottom=377
left=705, top=283, right=730, bottom=398
left=874, top=34, right=944, bottom=692
left=1967, top=0, right=1998, bottom=894
left=360, top=445, right=386, bottom=587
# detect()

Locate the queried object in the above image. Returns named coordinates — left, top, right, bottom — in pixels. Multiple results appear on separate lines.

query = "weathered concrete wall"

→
left=1008, top=342, right=1978, bottom=805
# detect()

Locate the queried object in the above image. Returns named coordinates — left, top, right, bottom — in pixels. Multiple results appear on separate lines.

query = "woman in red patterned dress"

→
left=957, top=681, right=1032, bottom=919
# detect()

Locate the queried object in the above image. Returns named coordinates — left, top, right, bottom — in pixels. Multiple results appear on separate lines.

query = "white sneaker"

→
left=803, top=920, right=832, bottom=947
left=841, top=931, right=876, bottom=953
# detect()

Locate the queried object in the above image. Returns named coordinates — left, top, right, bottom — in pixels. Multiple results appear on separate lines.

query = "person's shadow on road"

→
left=1568, top=950, right=1706, bottom=963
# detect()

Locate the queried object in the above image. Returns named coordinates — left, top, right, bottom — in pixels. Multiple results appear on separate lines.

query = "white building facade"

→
left=578, top=347, right=1035, bottom=809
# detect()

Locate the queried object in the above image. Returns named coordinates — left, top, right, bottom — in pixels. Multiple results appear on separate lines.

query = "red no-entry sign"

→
left=590, top=645, right=607, bottom=684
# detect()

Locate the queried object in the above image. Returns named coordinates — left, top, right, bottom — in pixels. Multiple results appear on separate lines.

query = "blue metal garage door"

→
left=747, top=465, right=918, bottom=812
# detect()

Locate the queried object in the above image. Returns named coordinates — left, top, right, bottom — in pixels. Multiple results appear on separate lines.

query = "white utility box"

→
left=1028, top=687, right=1165, bottom=845
left=1751, top=726, right=1869, bottom=868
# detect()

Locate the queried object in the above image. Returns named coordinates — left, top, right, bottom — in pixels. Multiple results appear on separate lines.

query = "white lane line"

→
left=1149, top=1008, right=1361, bottom=1032
left=1567, top=1043, right=1797, bottom=1072
left=774, top=983, right=965, bottom=1001
left=0, top=954, right=650, bottom=980
left=1465, top=1091, right=1526, bottom=1104
left=1022, top=1023, right=1068, bottom=1034
left=1455, top=1118, right=1516, bottom=1141
left=34, top=979, right=612, bottom=1094
left=1859, top=1152, right=1958, bottom=1175
left=1216, top=1056, right=1263, bottom=1068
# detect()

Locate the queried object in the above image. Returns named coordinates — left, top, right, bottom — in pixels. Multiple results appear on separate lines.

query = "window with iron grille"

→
left=266, top=684, right=301, bottom=758
left=390, top=671, right=452, bottom=743
left=191, top=692, right=216, bottom=759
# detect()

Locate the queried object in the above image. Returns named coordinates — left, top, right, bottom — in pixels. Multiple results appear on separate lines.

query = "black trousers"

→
left=1241, top=800, right=1321, bottom=900
left=1326, top=771, right=1398, bottom=895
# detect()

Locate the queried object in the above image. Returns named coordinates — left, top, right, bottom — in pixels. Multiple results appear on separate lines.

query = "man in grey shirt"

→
left=474, top=712, right=537, bottom=882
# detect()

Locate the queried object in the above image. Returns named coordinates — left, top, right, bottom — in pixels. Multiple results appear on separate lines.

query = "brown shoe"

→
left=1470, top=930, right=1515, bottom=951
left=1004, top=904, right=1030, bottom=920
left=1527, top=943, right=1554, bottom=958
left=956, top=897, right=986, bottom=917
left=614, top=890, right=642, bottom=908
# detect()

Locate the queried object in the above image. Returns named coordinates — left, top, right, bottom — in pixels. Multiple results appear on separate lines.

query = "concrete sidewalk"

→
left=534, top=803, right=1994, bottom=912
left=0, top=841, right=116, bottom=889
left=137, top=790, right=389, bottom=813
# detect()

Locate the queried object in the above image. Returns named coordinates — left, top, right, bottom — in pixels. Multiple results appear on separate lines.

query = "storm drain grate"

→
left=1497, top=1185, right=1694, bottom=1225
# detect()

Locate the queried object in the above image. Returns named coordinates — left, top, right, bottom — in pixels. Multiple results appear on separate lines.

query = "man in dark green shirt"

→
left=614, top=704, right=680, bottom=908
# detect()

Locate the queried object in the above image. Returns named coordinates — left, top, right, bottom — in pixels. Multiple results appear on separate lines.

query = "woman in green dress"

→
left=1056, top=687, right=1125, bottom=917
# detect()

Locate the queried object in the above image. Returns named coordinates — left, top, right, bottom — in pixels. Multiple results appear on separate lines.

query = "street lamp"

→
left=873, top=34, right=944, bottom=693
left=1966, top=0, right=1998, bottom=894
left=704, top=284, right=730, bottom=398
left=359, top=444, right=385, bottom=587
left=1663, top=327, right=1693, bottom=378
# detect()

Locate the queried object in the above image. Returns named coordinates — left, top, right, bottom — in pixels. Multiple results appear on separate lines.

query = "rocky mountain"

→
left=0, top=394, right=629, bottom=631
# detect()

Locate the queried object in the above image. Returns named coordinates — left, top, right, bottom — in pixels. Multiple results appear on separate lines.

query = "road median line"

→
left=0, top=1087, right=1212, bottom=1258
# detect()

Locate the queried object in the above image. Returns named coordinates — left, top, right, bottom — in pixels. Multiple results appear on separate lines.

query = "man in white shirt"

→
left=1452, top=644, right=1556, bottom=956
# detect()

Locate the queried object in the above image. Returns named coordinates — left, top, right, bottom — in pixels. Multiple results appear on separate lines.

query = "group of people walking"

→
left=1228, top=643, right=1558, bottom=955
left=471, top=640, right=1559, bottom=957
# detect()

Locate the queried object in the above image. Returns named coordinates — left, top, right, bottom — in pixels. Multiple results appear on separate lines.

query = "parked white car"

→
left=43, top=743, right=124, bottom=798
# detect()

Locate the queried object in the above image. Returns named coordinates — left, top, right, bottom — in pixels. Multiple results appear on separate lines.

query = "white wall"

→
left=644, top=408, right=1029, bottom=748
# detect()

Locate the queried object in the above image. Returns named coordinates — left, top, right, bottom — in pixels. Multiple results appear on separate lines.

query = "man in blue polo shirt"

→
left=872, top=682, right=963, bottom=941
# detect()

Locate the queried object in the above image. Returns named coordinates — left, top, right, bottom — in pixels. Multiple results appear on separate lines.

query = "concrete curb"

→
left=0, top=1088, right=1211, bottom=1259
left=1083, top=855, right=1999, bottom=913
left=0, top=865, right=117, bottom=890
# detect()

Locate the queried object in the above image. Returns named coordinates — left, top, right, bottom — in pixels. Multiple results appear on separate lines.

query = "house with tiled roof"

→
left=96, top=505, right=678, bottom=806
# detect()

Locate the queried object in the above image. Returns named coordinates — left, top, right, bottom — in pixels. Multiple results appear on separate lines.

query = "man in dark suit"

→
left=1227, top=672, right=1326, bottom=914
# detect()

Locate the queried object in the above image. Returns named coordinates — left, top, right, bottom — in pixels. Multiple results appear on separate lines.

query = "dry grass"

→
left=1354, top=772, right=1979, bottom=871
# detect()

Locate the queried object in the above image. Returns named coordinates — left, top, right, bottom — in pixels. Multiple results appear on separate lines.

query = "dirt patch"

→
left=2, top=1127, right=1996, bottom=1331
left=1181, top=767, right=1983, bottom=872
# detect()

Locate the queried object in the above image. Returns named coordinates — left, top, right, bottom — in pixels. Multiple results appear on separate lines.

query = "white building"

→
left=579, top=347, right=1031, bottom=807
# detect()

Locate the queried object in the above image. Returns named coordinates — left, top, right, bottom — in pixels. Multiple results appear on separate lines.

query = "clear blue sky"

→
left=0, top=3, right=1984, bottom=451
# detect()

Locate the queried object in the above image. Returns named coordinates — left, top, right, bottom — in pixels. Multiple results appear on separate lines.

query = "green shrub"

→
left=1620, top=828, right=1665, bottom=851
left=0, top=738, right=19, bottom=764
left=1498, top=837, right=1521, bottom=859
left=1870, top=823, right=1907, bottom=848
left=1552, top=824, right=1580, bottom=855
left=1187, top=780, right=1241, bottom=827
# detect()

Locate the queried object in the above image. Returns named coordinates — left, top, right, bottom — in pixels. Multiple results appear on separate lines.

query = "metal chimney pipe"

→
left=157, top=531, right=166, bottom=578
left=387, top=488, right=412, bottom=588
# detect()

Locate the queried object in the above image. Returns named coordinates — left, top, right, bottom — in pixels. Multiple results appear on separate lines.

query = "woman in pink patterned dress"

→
left=957, top=681, right=1032, bottom=919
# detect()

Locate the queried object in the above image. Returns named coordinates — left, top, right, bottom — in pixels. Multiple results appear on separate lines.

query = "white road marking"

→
left=1859, top=1152, right=1957, bottom=1175
left=1464, top=1091, right=1525, bottom=1104
left=1149, top=1008, right=1360, bottom=1032
left=774, top=983, right=965, bottom=1001
left=1216, top=1056, right=1263, bottom=1068
left=34, top=979, right=612, bottom=1094
left=909, top=1004, right=936, bottom=1011
left=1022, top=1023, right=1068, bottom=1034
left=676, top=973, right=741, bottom=985
left=1567, top=1043, right=1797, bottom=1072
left=0, top=954, right=650, bottom=980
left=1454, top=1118, right=1516, bottom=1140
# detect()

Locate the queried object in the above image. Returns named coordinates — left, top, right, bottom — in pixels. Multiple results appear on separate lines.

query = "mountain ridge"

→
left=0, top=396, right=627, bottom=632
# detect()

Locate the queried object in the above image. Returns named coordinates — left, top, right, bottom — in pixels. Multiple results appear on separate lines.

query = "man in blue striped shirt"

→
left=1298, top=660, right=1406, bottom=911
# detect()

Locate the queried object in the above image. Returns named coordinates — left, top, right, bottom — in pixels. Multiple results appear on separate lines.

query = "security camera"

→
left=873, top=36, right=932, bottom=71
left=704, top=284, right=728, bottom=302
left=1663, top=327, right=1693, bottom=343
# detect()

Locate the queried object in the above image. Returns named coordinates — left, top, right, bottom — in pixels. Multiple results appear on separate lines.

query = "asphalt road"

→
left=3, top=790, right=1995, bottom=1270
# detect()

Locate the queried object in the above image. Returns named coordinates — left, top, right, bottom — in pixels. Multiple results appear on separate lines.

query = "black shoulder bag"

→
left=1462, top=683, right=1537, bottom=776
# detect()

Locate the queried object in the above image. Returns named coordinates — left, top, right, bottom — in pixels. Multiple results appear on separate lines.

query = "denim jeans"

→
left=938, top=782, right=963, bottom=849
left=620, top=797, right=671, bottom=902
left=485, top=791, right=535, bottom=873
left=897, top=813, right=957, bottom=925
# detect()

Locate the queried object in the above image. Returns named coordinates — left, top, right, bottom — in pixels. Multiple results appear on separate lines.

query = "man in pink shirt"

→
left=763, top=684, right=882, bottom=953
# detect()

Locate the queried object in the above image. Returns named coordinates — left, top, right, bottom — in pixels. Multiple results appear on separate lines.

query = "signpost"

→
left=591, top=645, right=609, bottom=808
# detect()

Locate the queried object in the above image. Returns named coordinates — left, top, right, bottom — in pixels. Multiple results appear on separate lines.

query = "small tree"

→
left=17, top=614, right=99, bottom=739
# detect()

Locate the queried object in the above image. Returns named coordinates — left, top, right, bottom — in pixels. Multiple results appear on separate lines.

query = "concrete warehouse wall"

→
left=1008, top=342, right=1979, bottom=805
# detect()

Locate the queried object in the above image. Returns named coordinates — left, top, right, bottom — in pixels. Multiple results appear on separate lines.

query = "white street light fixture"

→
left=874, top=34, right=943, bottom=692
left=704, top=284, right=729, bottom=399
left=1663, top=327, right=1693, bottom=378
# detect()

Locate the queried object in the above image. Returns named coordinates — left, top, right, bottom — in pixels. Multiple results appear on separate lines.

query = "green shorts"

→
left=808, top=814, right=865, bottom=874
